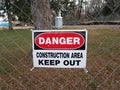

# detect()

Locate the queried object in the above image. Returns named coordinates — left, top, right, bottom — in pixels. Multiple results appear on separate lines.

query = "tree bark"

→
left=77, top=0, right=83, bottom=24
left=7, top=10, right=13, bottom=30
left=31, top=0, right=52, bottom=30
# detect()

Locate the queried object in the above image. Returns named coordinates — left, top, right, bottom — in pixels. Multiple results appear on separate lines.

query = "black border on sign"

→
left=34, top=31, right=86, bottom=50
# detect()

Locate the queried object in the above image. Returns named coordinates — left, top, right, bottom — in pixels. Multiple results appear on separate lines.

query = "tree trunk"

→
left=31, top=0, right=52, bottom=30
left=77, top=0, right=83, bottom=24
left=5, top=0, right=13, bottom=30
left=7, top=11, right=13, bottom=30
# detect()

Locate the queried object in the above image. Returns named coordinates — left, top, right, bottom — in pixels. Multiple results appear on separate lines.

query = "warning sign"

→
left=32, top=30, right=88, bottom=68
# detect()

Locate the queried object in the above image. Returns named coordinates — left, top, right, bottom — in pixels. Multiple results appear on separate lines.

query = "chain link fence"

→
left=0, top=0, right=120, bottom=90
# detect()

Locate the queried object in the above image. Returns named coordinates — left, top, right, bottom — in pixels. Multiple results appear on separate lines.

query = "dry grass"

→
left=0, top=26, right=120, bottom=90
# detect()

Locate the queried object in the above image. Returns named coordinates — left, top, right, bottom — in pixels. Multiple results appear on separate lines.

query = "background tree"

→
left=50, top=0, right=77, bottom=24
left=12, top=0, right=32, bottom=24
left=0, top=0, right=32, bottom=28
left=102, top=0, right=120, bottom=16
left=89, top=0, right=104, bottom=18
left=50, top=0, right=61, bottom=16
left=1, top=0, right=14, bottom=30
left=31, top=0, right=52, bottom=29
left=76, top=0, right=83, bottom=23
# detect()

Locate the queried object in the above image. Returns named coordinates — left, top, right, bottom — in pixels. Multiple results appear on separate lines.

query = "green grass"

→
left=88, top=80, right=98, bottom=90
left=0, top=27, right=120, bottom=89
left=0, top=29, right=32, bottom=73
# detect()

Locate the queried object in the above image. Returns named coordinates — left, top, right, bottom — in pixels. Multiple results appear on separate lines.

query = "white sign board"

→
left=32, top=30, right=88, bottom=68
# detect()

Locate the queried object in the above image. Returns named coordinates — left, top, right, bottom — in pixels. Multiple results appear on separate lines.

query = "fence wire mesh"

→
left=0, top=0, right=120, bottom=90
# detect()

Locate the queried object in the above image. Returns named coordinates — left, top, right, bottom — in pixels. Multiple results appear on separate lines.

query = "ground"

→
left=0, top=25, right=120, bottom=90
